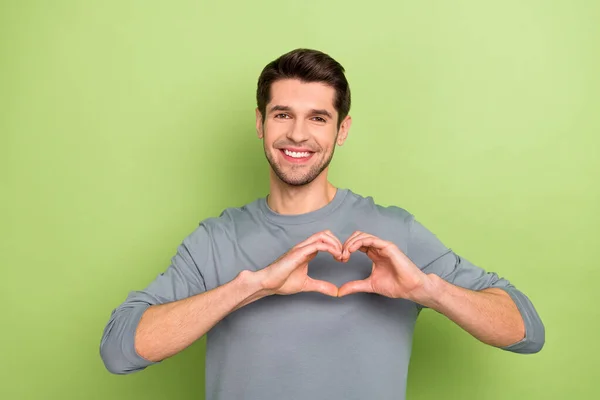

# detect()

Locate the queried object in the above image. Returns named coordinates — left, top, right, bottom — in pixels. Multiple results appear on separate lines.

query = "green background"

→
left=2, top=1, right=598, bottom=399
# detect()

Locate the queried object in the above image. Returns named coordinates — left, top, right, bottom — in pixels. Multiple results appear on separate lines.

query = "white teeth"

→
left=284, top=149, right=311, bottom=158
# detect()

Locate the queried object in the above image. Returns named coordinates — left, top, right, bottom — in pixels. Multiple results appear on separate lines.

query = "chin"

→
left=265, top=148, right=331, bottom=187
left=273, top=169, right=317, bottom=186
left=280, top=176, right=315, bottom=186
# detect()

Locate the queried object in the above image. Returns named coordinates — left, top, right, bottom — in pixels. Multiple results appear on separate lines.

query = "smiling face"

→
left=256, top=79, right=351, bottom=186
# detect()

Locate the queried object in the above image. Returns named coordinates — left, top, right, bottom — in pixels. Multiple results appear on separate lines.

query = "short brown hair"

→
left=256, top=48, right=351, bottom=128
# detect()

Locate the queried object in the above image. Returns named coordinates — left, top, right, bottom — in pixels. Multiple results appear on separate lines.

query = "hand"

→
left=257, top=230, right=343, bottom=297
left=337, top=231, right=431, bottom=300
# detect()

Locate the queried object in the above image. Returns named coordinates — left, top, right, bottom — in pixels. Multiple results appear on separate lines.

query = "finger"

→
left=296, top=230, right=339, bottom=248
left=295, top=233, right=322, bottom=248
left=297, top=240, right=341, bottom=261
left=296, top=231, right=342, bottom=258
left=341, top=231, right=363, bottom=260
left=357, top=246, right=370, bottom=253
left=337, top=279, right=374, bottom=297
left=343, top=230, right=363, bottom=249
left=296, top=237, right=337, bottom=257
left=276, top=241, right=331, bottom=272
left=345, top=234, right=372, bottom=254
left=302, top=276, right=339, bottom=297
left=346, top=235, right=390, bottom=255
left=322, top=230, right=343, bottom=259
left=342, top=232, right=374, bottom=261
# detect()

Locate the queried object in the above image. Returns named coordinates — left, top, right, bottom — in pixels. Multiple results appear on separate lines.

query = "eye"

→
left=312, top=116, right=326, bottom=123
left=274, top=113, right=290, bottom=119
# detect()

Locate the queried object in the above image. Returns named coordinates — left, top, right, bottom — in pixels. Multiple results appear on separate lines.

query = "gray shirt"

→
left=100, top=188, right=545, bottom=400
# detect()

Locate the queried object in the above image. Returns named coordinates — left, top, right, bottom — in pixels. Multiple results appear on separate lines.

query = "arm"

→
left=99, top=227, right=341, bottom=374
left=99, top=225, right=216, bottom=374
left=337, top=212, right=545, bottom=354
left=133, top=269, right=267, bottom=364
left=415, top=274, right=526, bottom=348
left=407, top=216, right=545, bottom=353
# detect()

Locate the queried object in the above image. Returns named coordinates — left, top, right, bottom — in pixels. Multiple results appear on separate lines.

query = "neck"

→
left=267, top=169, right=337, bottom=215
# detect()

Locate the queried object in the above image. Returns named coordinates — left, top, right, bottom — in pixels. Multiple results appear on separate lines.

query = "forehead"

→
left=269, top=79, right=336, bottom=113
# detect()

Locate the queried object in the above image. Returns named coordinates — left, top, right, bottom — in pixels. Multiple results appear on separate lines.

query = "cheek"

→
left=263, top=122, right=285, bottom=141
left=320, top=129, right=339, bottom=150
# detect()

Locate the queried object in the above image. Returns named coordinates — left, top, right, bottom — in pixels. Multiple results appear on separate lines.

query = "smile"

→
left=284, top=149, right=312, bottom=158
left=280, top=148, right=315, bottom=163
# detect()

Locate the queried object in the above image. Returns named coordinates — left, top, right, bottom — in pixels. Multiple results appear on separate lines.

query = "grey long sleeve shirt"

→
left=100, top=188, right=545, bottom=400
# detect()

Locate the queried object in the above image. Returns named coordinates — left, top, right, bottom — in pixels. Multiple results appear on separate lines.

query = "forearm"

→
left=415, top=274, right=525, bottom=348
left=135, top=270, right=268, bottom=362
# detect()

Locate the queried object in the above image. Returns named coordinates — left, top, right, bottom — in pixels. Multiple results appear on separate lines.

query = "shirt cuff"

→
left=496, top=286, right=545, bottom=354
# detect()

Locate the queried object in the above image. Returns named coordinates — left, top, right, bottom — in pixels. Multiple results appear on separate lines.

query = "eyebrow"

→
left=269, top=105, right=333, bottom=119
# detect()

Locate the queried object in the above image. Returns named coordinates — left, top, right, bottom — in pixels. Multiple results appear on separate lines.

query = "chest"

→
left=205, top=219, right=408, bottom=290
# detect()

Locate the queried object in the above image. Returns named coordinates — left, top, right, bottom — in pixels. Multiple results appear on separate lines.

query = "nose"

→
left=286, top=119, right=310, bottom=143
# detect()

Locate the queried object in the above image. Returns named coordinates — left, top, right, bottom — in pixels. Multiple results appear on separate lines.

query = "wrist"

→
left=233, top=269, right=274, bottom=306
left=409, top=273, right=448, bottom=309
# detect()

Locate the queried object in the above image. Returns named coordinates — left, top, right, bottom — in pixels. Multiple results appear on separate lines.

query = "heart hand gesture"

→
left=337, top=231, right=430, bottom=300
left=257, top=230, right=343, bottom=297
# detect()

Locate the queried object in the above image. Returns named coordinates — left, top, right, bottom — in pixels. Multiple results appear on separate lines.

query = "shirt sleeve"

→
left=99, top=224, right=211, bottom=374
left=405, top=214, right=545, bottom=354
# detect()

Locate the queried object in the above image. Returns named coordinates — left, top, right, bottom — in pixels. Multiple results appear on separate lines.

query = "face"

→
left=256, top=79, right=351, bottom=186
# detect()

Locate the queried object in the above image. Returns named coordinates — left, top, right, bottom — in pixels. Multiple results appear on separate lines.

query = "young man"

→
left=100, top=48, right=545, bottom=400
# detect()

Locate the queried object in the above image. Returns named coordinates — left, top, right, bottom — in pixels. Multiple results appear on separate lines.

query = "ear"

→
left=336, top=115, right=352, bottom=146
left=255, top=108, right=264, bottom=139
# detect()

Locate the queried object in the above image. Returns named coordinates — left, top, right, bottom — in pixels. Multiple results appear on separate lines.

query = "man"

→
left=100, top=48, right=545, bottom=400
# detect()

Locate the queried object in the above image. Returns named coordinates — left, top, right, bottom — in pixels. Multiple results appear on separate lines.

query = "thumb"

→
left=302, top=277, right=339, bottom=297
left=338, top=279, right=373, bottom=297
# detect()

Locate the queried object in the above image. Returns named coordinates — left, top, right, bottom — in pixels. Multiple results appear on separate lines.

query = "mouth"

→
left=279, top=148, right=315, bottom=164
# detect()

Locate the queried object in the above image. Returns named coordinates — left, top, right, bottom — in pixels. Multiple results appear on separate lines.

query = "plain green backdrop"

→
left=1, top=1, right=598, bottom=399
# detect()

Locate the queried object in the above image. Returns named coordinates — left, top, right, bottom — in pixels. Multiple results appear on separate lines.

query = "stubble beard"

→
left=264, top=144, right=336, bottom=187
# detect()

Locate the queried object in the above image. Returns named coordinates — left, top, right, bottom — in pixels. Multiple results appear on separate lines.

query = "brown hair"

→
left=256, top=48, right=351, bottom=128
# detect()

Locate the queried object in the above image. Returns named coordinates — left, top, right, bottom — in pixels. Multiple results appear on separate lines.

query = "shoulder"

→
left=345, top=188, right=415, bottom=225
left=185, top=198, right=262, bottom=244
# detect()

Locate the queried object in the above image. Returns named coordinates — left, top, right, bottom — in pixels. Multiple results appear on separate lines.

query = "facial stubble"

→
left=263, top=134, right=338, bottom=187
